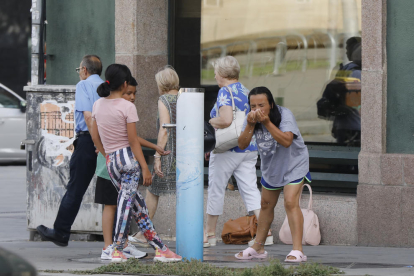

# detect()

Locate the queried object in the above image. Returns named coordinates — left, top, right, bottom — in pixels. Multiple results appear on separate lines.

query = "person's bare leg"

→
left=283, top=181, right=304, bottom=260
left=238, top=188, right=280, bottom=256
left=145, top=190, right=159, bottom=220
left=252, top=209, right=272, bottom=236
left=102, top=205, right=116, bottom=249
left=204, top=214, right=219, bottom=242
left=252, top=209, right=260, bottom=219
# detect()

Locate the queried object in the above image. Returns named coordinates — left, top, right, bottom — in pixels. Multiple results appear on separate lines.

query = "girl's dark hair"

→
left=248, top=86, right=281, bottom=130
left=97, top=64, right=132, bottom=97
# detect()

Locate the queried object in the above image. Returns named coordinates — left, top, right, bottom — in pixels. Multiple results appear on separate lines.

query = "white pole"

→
left=175, top=89, right=204, bottom=261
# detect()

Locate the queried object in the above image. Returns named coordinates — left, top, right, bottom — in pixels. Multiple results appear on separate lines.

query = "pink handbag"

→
left=279, top=184, right=321, bottom=246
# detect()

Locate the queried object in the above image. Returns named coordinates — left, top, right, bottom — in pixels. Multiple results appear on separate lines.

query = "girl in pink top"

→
left=91, top=64, right=181, bottom=263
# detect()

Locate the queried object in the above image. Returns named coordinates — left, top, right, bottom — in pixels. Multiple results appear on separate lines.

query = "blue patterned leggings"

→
left=106, top=147, right=165, bottom=251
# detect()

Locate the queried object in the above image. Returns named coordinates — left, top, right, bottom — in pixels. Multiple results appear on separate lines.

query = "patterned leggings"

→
left=106, top=147, right=165, bottom=251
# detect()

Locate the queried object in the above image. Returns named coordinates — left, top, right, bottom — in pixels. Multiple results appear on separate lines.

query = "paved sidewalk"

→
left=1, top=166, right=413, bottom=276
left=1, top=240, right=414, bottom=276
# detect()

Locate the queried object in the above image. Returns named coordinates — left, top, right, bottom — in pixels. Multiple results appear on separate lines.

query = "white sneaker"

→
left=248, top=235, right=274, bottom=247
left=123, top=242, right=148, bottom=259
left=101, top=244, right=113, bottom=260
left=128, top=234, right=151, bottom=248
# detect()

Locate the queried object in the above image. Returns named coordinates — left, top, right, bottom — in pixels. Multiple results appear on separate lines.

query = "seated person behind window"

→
left=317, top=37, right=361, bottom=146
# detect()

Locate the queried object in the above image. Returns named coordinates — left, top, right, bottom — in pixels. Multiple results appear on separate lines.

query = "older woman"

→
left=204, top=56, right=272, bottom=247
left=129, top=66, right=179, bottom=246
left=150, top=66, right=179, bottom=204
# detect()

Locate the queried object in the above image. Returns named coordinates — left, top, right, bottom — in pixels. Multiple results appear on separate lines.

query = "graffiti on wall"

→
left=37, top=100, right=75, bottom=184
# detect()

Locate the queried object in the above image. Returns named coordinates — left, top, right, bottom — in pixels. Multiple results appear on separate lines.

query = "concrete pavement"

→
left=1, top=165, right=414, bottom=276
left=2, top=240, right=414, bottom=276
left=0, top=165, right=29, bottom=243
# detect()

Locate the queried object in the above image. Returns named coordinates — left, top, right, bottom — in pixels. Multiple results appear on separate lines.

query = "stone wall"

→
left=147, top=188, right=358, bottom=246
left=357, top=0, right=414, bottom=247
left=115, top=0, right=169, bottom=139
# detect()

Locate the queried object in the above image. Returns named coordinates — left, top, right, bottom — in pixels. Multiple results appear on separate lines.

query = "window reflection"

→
left=200, top=0, right=362, bottom=145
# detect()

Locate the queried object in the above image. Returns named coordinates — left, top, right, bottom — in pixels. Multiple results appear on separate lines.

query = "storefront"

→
left=29, top=0, right=414, bottom=247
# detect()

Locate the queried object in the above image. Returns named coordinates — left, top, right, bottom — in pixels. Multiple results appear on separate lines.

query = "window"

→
left=171, top=0, right=362, bottom=192
left=0, top=88, right=20, bottom=108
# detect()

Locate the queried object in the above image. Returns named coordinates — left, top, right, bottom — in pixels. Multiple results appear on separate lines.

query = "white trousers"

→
left=207, top=151, right=261, bottom=215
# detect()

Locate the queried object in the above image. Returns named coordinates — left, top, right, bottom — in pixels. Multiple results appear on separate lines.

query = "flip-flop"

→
left=284, top=250, right=307, bottom=263
left=235, top=247, right=268, bottom=260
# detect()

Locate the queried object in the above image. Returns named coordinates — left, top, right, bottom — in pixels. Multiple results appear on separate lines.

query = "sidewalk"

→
left=1, top=240, right=414, bottom=276
left=1, top=166, right=413, bottom=276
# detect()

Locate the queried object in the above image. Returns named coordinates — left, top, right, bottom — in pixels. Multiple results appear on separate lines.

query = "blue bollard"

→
left=175, top=89, right=204, bottom=261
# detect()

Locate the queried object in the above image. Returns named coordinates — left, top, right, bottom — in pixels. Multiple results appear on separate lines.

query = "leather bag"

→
left=204, top=121, right=216, bottom=153
left=221, top=215, right=257, bottom=245
left=213, top=86, right=246, bottom=153
left=279, top=184, right=321, bottom=246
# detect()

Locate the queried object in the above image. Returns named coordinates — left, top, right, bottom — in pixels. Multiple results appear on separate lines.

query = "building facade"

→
left=29, top=0, right=413, bottom=246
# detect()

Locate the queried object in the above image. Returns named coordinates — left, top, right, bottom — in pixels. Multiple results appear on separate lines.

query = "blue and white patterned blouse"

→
left=210, top=82, right=257, bottom=153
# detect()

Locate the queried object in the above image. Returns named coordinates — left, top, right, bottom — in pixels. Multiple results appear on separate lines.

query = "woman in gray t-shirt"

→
left=236, top=86, right=311, bottom=263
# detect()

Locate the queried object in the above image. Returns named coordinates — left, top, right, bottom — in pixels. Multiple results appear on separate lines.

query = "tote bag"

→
left=213, top=86, right=246, bottom=153
left=279, top=184, right=321, bottom=246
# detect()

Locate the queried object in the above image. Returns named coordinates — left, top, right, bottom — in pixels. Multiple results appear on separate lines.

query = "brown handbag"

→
left=221, top=215, right=257, bottom=245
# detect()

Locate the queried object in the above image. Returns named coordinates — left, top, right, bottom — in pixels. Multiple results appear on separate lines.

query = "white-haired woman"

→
left=204, top=56, right=272, bottom=247
left=129, top=66, right=179, bottom=246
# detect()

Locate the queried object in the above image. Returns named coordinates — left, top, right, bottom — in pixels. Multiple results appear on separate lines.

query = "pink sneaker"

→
left=153, top=246, right=182, bottom=262
left=111, top=248, right=128, bottom=263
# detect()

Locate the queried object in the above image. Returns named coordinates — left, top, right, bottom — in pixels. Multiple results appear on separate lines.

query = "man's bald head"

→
left=81, top=55, right=102, bottom=76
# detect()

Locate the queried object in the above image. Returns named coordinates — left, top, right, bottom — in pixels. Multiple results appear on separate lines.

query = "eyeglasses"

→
left=75, top=67, right=84, bottom=73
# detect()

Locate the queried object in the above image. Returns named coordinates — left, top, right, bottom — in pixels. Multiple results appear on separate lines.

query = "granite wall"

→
left=357, top=0, right=414, bottom=247
left=115, top=0, right=169, bottom=139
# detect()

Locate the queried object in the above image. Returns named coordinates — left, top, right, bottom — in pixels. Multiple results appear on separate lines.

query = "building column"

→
left=358, top=0, right=414, bottom=247
left=115, top=0, right=168, bottom=139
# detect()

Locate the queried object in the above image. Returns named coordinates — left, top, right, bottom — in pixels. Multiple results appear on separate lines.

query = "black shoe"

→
left=36, top=225, right=68, bottom=247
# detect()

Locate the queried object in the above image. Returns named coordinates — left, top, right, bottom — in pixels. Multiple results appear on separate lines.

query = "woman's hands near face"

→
left=256, top=109, right=270, bottom=125
left=247, top=110, right=257, bottom=125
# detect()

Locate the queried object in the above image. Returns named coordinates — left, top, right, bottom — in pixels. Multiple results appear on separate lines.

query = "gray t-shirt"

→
left=242, top=106, right=309, bottom=188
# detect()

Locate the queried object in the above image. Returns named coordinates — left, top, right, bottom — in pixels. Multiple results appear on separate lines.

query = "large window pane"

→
left=173, top=0, right=362, bottom=144
left=172, top=0, right=362, bottom=192
left=200, top=0, right=361, bottom=145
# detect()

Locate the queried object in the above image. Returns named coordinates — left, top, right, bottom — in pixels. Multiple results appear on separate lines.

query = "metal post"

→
left=30, top=0, right=42, bottom=85
left=326, top=32, right=337, bottom=79
left=30, top=0, right=46, bottom=85
left=175, top=88, right=204, bottom=261
left=273, top=39, right=287, bottom=75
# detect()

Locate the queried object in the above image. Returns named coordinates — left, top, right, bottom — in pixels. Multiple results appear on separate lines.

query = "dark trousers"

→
left=53, top=134, right=97, bottom=239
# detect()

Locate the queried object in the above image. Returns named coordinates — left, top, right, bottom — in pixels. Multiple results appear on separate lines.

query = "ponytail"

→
left=97, top=64, right=132, bottom=97
left=97, top=82, right=111, bottom=97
